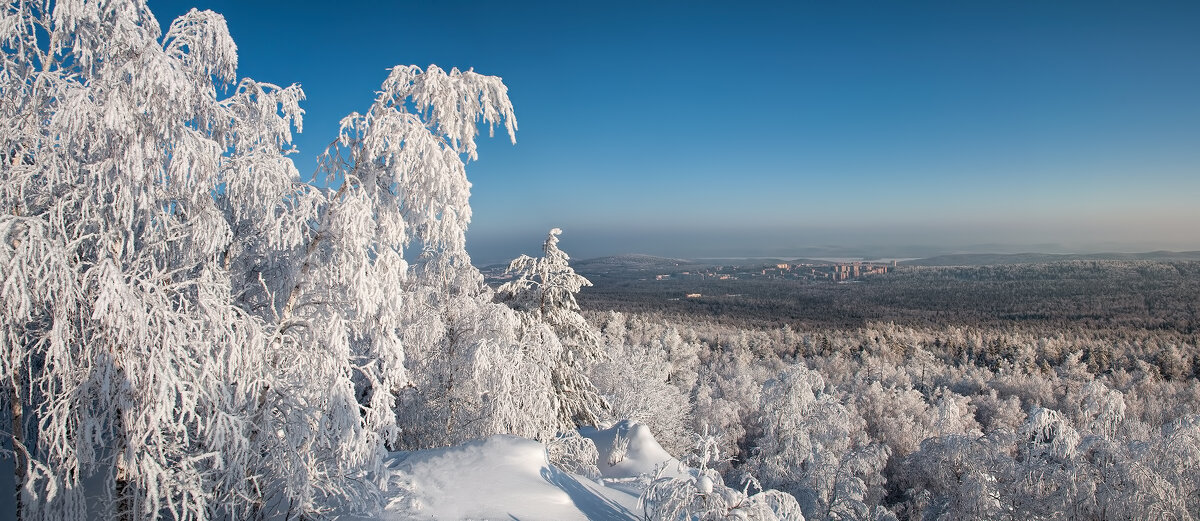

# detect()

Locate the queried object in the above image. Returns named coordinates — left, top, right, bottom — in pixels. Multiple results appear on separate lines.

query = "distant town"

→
left=652, top=260, right=895, bottom=284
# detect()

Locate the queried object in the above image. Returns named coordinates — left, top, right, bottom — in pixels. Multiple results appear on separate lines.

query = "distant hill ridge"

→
left=579, top=253, right=692, bottom=264
left=901, top=251, right=1200, bottom=266
left=572, top=254, right=697, bottom=270
left=566, top=251, right=1200, bottom=270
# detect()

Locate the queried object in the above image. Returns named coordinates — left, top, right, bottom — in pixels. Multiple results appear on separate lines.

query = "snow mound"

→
left=362, top=434, right=640, bottom=520
left=580, top=420, right=687, bottom=480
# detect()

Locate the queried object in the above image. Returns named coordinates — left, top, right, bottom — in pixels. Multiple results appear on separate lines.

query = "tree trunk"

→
left=114, top=409, right=133, bottom=521
left=116, top=464, right=132, bottom=521
left=443, top=322, right=459, bottom=444
left=11, top=379, right=25, bottom=521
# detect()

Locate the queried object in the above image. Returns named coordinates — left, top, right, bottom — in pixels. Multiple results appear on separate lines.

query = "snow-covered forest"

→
left=2, top=1, right=1198, bottom=520
left=588, top=312, right=1200, bottom=520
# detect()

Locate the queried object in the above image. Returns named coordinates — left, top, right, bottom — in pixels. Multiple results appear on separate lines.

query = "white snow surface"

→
left=343, top=434, right=644, bottom=520
left=580, top=420, right=688, bottom=480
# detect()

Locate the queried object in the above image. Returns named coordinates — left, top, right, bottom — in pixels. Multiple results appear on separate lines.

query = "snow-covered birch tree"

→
left=301, top=62, right=569, bottom=452
left=749, top=365, right=890, bottom=521
left=230, top=55, right=525, bottom=518
left=0, top=1, right=318, bottom=518
left=1, top=0, right=527, bottom=518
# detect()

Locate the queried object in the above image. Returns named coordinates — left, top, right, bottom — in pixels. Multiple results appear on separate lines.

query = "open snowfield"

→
left=337, top=421, right=688, bottom=520
left=357, top=435, right=640, bottom=521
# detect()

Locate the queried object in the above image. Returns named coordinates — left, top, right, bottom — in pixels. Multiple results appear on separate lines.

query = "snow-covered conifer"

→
left=498, top=228, right=610, bottom=429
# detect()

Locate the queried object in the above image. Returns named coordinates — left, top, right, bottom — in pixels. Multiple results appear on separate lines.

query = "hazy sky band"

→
left=151, top=0, right=1200, bottom=263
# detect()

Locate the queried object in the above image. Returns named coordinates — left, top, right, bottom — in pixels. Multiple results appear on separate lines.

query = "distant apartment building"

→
left=827, top=261, right=891, bottom=280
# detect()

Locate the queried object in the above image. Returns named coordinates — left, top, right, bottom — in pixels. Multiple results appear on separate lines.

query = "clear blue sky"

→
left=151, top=0, right=1200, bottom=263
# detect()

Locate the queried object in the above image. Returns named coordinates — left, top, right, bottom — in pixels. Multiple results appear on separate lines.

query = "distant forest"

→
left=576, top=260, right=1200, bottom=333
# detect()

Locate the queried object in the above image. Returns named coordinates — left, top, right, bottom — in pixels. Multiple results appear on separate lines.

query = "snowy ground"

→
left=341, top=421, right=683, bottom=520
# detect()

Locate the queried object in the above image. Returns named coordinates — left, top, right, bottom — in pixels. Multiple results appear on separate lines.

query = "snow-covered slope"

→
left=348, top=434, right=642, bottom=520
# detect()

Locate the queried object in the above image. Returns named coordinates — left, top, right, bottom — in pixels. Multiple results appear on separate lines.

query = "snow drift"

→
left=355, top=434, right=641, bottom=520
left=581, top=420, right=687, bottom=480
